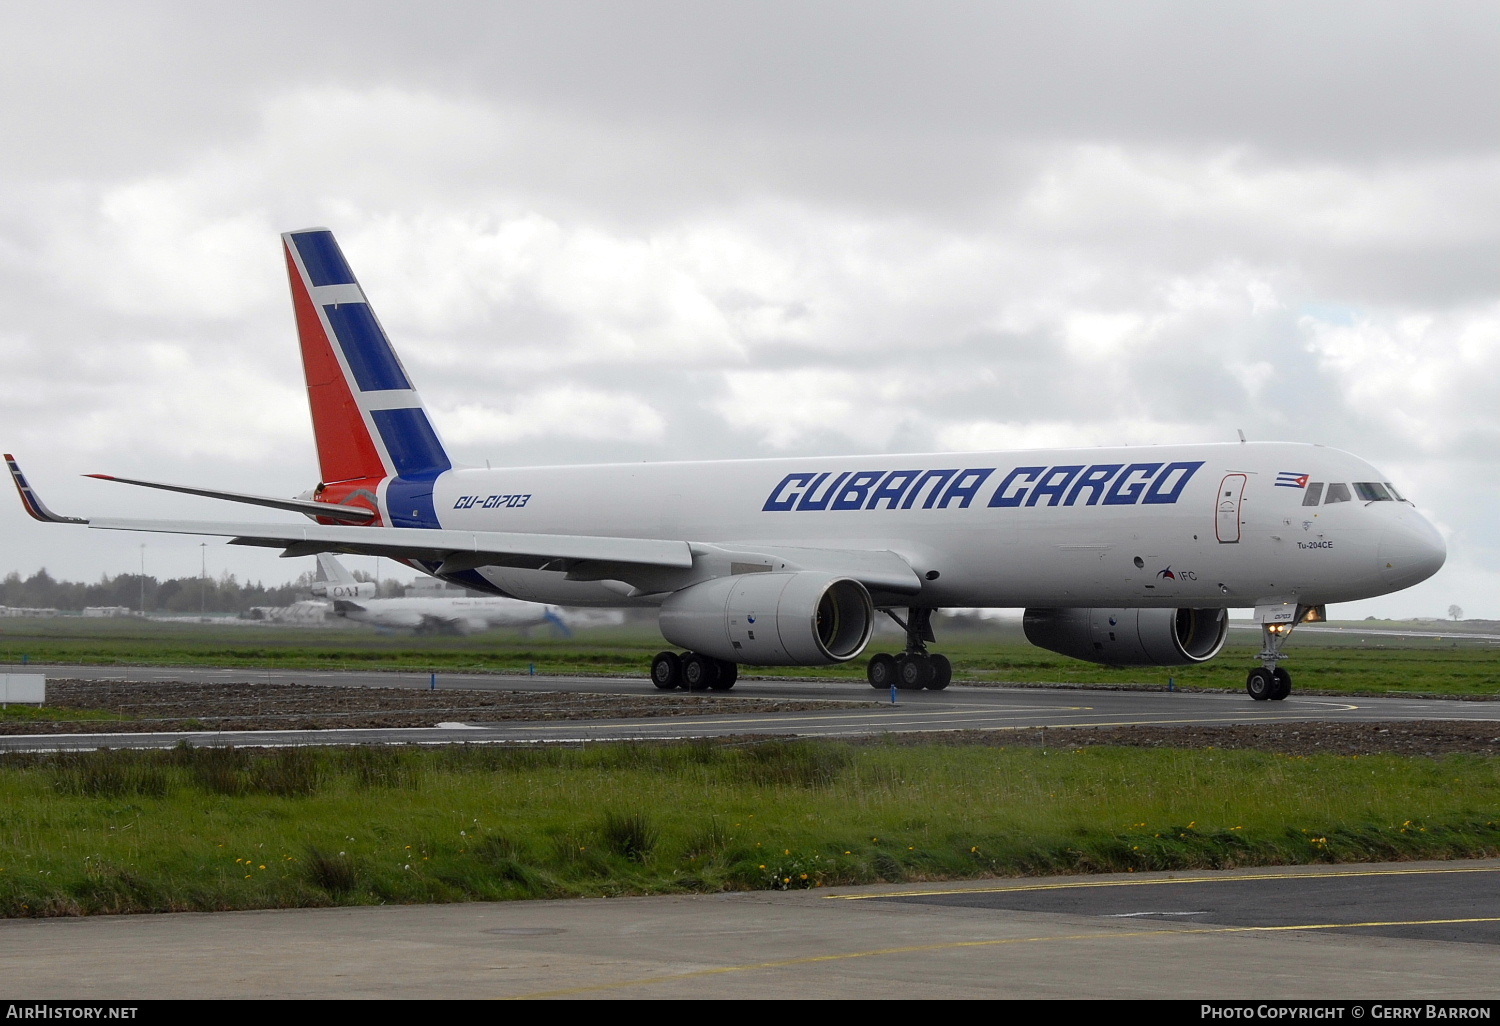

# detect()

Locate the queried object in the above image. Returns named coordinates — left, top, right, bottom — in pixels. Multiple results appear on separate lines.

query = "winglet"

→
left=5, top=454, right=87, bottom=524
left=544, top=607, right=574, bottom=639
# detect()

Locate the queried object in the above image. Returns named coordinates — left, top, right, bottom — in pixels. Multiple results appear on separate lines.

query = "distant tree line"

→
left=0, top=568, right=400, bottom=615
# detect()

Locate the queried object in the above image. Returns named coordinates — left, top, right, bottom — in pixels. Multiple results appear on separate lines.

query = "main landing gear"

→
left=651, top=651, right=738, bottom=692
left=1246, top=605, right=1323, bottom=701
left=866, top=607, right=952, bottom=691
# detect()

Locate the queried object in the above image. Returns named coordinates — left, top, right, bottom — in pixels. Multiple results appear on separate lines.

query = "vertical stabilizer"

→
left=309, top=552, right=377, bottom=600
left=282, top=228, right=453, bottom=527
left=314, top=552, right=358, bottom=585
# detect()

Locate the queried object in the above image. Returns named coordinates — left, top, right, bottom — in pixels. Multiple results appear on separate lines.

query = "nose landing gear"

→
left=1246, top=665, right=1292, bottom=701
left=1247, top=605, right=1322, bottom=701
left=866, top=608, right=952, bottom=690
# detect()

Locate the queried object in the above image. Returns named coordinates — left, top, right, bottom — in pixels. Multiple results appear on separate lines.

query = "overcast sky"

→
left=2, top=1, right=1496, bottom=618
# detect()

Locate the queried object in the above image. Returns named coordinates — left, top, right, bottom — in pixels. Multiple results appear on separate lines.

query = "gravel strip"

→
left=879, top=723, right=1500, bottom=757
left=0, top=679, right=875, bottom=734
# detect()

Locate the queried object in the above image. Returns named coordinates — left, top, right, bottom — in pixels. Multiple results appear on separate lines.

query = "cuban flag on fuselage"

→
left=1275, top=472, right=1310, bottom=488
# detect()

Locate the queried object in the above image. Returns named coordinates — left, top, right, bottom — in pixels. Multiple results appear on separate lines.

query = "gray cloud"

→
left=1, top=2, right=1495, bottom=616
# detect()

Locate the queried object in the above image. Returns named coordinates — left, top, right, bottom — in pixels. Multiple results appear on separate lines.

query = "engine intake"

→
left=659, top=572, right=874, bottom=665
left=1022, top=607, right=1228, bottom=667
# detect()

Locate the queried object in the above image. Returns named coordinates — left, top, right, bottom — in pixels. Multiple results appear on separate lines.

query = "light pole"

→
left=200, top=543, right=207, bottom=621
left=139, top=544, right=146, bottom=616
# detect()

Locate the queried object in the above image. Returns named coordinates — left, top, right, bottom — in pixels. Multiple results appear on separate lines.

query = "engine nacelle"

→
left=659, top=572, right=874, bottom=665
left=1022, top=607, right=1228, bottom=667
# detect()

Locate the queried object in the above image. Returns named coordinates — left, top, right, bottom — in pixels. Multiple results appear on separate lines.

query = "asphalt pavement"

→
left=3, top=663, right=1498, bottom=751
left=3, top=861, right=1497, bottom=999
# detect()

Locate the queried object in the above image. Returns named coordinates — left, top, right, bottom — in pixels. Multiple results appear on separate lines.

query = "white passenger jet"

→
left=6, top=229, right=1446, bottom=699
left=311, top=552, right=569, bottom=635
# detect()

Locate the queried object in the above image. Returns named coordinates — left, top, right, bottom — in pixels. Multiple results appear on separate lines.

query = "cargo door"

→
left=1216, top=474, right=1247, bottom=543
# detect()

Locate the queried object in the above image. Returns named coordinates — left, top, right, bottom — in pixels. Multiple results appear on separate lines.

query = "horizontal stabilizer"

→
left=85, top=473, right=375, bottom=523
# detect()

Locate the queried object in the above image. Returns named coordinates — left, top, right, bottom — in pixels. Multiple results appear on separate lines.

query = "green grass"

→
left=954, top=640, right=1500, bottom=696
left=0, top=619, right=667, bottom=676
left=1, top=617, right=1496, bottom=694
left=0, top=705, right=130, bottom=724
left=2, top=741, right=1498, bottom=916
left=0, top=612, right=1494, bottom=693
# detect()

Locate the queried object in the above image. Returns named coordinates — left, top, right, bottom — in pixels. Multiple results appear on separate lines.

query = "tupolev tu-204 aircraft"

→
left=6, top=229, right=1446, bottom=699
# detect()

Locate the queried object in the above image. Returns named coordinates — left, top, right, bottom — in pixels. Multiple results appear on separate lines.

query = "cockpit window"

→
left=1354, top=482, right=1393, bottom=502
left=1302, top=482, right=1325, bottom=506
left=1384, top=482, right=1406, bottom=502
left=1323, top=483, right=1352, bottom=504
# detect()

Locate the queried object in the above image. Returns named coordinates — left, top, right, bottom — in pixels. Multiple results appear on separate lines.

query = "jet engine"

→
left=1022, top=607, right=1228, bottom=667
left=659, top=572, right=874, bottom=665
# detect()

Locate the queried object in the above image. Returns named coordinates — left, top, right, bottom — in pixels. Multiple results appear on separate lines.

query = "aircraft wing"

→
left=555, top=540, right=922, bottom=597
left=82, top=518, right=919, bottom=592
left=10, top=454, right=917, bottom=595
left=84, top=516, right=695, bottom=571
left=755, top=545, right=922, bottom=595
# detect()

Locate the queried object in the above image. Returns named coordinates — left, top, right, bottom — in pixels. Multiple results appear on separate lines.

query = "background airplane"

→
left=311, top=552, right=570, bottom=636
left=6, top=229, right=1446, bottom=699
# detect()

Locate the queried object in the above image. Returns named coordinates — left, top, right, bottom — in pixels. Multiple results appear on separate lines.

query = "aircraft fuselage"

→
left=409, top=440, right=1443, bottom=610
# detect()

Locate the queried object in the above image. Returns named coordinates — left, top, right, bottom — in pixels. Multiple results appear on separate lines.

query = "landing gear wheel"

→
left=1270, top=667, right=1292, bottom=701
left=651, top=651, right=682, bottom=691
left=867, top=653, right=896, bottom=689
left=928, top=654, right=952, bottom=690
left=681, top=653, right=718, bottom=692
left=1246, top=667, right=1274, bottom=701
left=710, top=659, right=738, bottom=691
left=896, top=653, right=933, bottom=690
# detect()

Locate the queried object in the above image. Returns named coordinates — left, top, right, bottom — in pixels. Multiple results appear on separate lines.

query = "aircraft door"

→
left=1216, top=474, right=1247, bottom=543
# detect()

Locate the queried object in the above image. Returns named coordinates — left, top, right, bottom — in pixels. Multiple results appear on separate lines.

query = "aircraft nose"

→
left=1378, top=510, right=1446, bottom=589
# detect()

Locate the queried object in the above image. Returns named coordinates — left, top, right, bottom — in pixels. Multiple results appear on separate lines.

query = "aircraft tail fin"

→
left=281, top=229, right=453, bottom=513
left=310, top=552, right=378, bottom=600
left=314, top=552, right=358, bottom=585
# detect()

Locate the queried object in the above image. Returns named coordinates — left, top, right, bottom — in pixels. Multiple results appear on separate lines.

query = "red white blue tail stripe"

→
left=282, top=229, right=453, bottom=529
